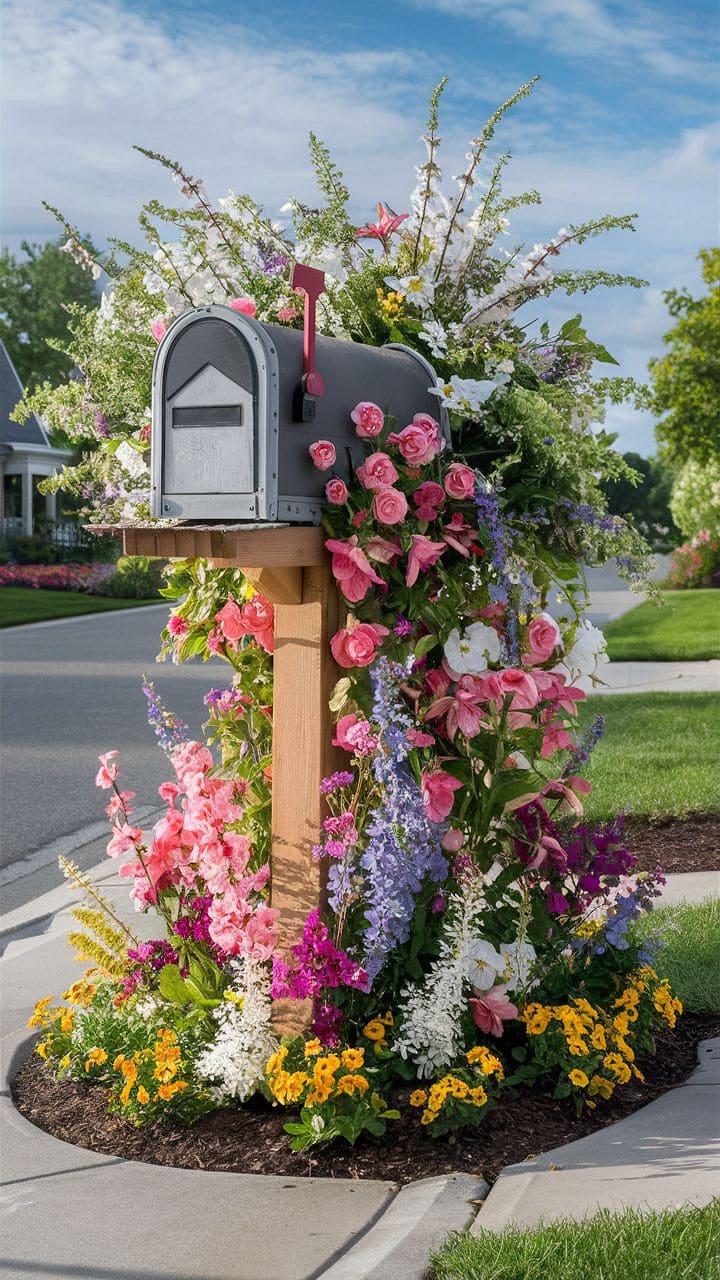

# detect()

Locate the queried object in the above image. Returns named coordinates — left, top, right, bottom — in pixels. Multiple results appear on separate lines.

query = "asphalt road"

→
left=1, top=605, right=225, bottom=911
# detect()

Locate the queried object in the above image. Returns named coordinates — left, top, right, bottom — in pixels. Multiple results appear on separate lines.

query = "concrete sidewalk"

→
left=591, top=659, right=719, bottom=695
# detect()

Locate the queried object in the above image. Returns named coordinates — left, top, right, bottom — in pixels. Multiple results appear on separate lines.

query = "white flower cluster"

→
left=394, top=877, right=486, bottom=1078
left=554, top=620, right=609, bottom=691
left=430, top=372, right=510, bottom=416
left=195, top=958, right=279, bottom=1102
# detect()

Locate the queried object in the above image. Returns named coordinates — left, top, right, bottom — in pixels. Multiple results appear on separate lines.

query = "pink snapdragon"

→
left=441, top=512, right=483, bottom=557
left=356, top=452, right=398, bottom=490
left=406, top=534, right=446, bottom=586
left=351, top=401, right=385, bottom=438
left=325, top=535, right=385, bottom=603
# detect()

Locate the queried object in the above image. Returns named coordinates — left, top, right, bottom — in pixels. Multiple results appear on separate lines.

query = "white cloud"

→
left=402, top=0, right=718, bottom=83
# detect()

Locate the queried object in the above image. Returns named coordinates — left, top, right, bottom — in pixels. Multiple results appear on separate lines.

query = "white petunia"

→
left=554, top=620, right=609, bottom=691
left=499, top=940, right=537, bottom=995
left=444, top=621, right=501, bottom=675
left=464, top=938, right=505, bottom=992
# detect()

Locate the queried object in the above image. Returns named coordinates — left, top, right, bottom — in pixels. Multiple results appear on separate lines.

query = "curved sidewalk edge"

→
left=587, top=659, right=720, bottom=695
left=470, top=1036, right=720, bottom=1237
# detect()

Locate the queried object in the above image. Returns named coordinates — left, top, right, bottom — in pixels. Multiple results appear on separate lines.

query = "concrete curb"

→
left=316, top=1171, right=488, bottom=1280
left=470, top=1036, right=720, bottom=1236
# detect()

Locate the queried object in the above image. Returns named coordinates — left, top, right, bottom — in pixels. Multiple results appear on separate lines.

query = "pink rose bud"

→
left=325, top=478, right=349, bottom=505
left=230, top=297, right=257, bottom=317
left=309, top=440, right=337, bottom=470
left=150, top=318, right=167, bottom=343
left=441, top=827, right=465, bottom=851
left=351, top=401, right=385, bottom=438
left=372, top=485, right=409, bottom=526
left=443, top=463, right=476, bottom=500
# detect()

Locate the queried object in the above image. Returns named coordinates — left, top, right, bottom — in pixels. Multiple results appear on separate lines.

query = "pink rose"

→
left=325, top=535, right=385, bottom=603
left=325, top=478, right=349, bottom=505
left=240, top=596, right=274, bottom=634
left=330, top=621, right=389, bottom=669
left=351, top=401, right=385, bottom=438
left=373, top=486, right=408, bottom=525
left=215, top=596, right=247, bottom=641
left=356, top=452, right=399, bottom=490
left=413, top=481, right=446, bottom=521
left=468, top=985, right=518, bottom=1038
left=443, top=463, right=476, bottom=500
left=421, top=769, right=463, bottom=823
left=406, top=534, right=446, bottom=586
left=387, top=413, right=442, bottom=465
left=229, top=297, right=257, bottom=317
left=309, top=440, right=337, bottom=470
left=524, top=612, right=562, bottom=665
left=498, top=668, right=540, bottom=709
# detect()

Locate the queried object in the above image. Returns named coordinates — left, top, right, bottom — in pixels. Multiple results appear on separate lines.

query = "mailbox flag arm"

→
left=291, top=263, right=325, bottom=419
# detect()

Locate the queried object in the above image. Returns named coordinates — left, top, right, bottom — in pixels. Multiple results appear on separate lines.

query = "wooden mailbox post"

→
left=116, top=521, right=343, bottom=1028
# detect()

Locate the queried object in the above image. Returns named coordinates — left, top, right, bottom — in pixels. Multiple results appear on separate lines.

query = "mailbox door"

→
left=152, top=308, right=279, bottom=521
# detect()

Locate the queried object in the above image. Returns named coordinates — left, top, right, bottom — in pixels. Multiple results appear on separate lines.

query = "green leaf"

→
left=329, top=677, right=352, bottom=714
left=414, top=632, right=438, bottom=660
left=158, top=964, right=192, bottom=1006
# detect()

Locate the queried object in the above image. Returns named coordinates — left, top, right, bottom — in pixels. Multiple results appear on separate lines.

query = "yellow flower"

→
left=522, top=1004, right=551, bottom=1035
left=603, top=1053, right=631, bottom=1085
left=60, top=1009, right=75, bottom=1036
left=363, top=1019, right=387, bottom=1042
left=590, top=1024, right=607, bottom=1051
left=306, top=1081, right=332, bottom=1106
left=59, top=1054, right=71, bottom=1070
left=84, top=1047, right=108, bottom=1072
left=28, top=996, right=55, bottom=1029
left=335, top=1073, right=369, bottom=1097
left=62, top=980, right=96, bottom=1007
left=341, top=1048, right=365, bottom=1071
left=466, top=1045, right=504, bottom=1077
left=420, top=1111, right=435, bottom=1126
left=35, top=1040, right=50, bottom=1059
left=313, top=1054, right=341, bottom=1081
left=113, top=1053, right=126, bottom=1070
left=587, top=1074, right=614, bottom=1100
left=155, top=1080, right=188, bottom=1102
left=266, top=1046, right=288, bottom=1075
left=409, top=1089, right=428, bottom=1107
left=470, top=1085, right=488, bottom=1107
left=137, top=1086, right=150, bottom=1105
left=569, top=1069, right=589, bottom=1088
left=380, top=1010, right=394, bottom=1026
left=223, top=989, right=245, bottom=1006
left=303, top=1039, right=322, bottom=1058
left=280, top=1071, right=308, bottom=1104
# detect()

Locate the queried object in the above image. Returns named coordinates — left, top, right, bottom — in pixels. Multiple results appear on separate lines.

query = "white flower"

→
left=311, top=1115, right=326, bottom=1137
left=419, top=319, right=448, bottom=358
left=196, top=959, right=278, bottom=1102
left=115, top=440, right=150, bottom=482
left=554, top=620, right=609, bottom=691
left=430, top=374, right=508, bottom=417
left=464, top=938, right=505, bottom=992
left=444, top=621, right=501, bottom=675
left=385, top=273, right=435, bottom=310
left=499, top=940, right=537, bottom=994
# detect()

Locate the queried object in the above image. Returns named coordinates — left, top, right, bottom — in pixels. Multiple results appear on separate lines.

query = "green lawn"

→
left=604, top=590, right=720, bottom=661
left=432, top=1204, right=719, bottom=1280
left=0, top=588, right=163, bottom=627
left=579, top=693, right=720, bottom=821
left=633, top=898, right=720, bottom=1014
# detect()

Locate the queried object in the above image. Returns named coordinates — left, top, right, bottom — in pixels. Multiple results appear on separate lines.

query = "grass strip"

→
left=578, top=692, right=720, bottom=821
left=633, top=898, right=720, bottom=1014
left=432, top=1202, right=720, bottom=1280
left=604, top=590, right=720, bottom=662
left=0, top=587, right=162, bottom=627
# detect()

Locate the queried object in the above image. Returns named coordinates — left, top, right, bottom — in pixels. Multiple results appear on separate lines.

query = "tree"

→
left=602, top=451, right=679, bottom=551
left=649, top=248, right=720, bottom=465
left=0, top=236, right=100, bottom=391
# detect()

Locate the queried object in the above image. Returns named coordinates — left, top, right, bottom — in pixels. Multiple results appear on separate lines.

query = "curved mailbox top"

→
left=152, top=305, right=449, bottom=524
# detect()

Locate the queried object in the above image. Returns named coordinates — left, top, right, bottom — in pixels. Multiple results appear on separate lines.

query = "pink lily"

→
left=325, top=535, right=385, bottom=603
left=355, top=202, right=409, bottom=251
left=406, top=534, right=446, bottom=586
left=441, top=512, right=483, bottom=557
left=425, top=674, right=486, bottom=740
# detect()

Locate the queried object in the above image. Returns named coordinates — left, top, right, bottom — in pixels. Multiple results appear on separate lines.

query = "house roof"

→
left=0, top=341, right=51, bottom=448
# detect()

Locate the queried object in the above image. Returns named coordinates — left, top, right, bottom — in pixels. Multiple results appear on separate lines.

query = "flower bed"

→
left=0, top=562, right=115, bottom=592
left=21, top=81, right=684, bottom=1162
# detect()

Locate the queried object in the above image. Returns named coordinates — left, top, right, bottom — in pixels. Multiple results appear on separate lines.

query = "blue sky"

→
left=2, top=0, right=718, bottom=454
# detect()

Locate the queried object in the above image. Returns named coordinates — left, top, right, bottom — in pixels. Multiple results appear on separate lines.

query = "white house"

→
left=0, top=341, right=74, bottom=536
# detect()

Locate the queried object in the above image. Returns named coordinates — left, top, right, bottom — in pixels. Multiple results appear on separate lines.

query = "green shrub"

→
left=670, top=458, right=720, bottom=539
left=93, top=554, right=165, bottom=599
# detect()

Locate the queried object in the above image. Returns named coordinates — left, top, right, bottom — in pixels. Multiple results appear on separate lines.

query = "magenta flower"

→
left=425, top=674, right=486, bottom=740
left=468, top=984, right=518, bottom=1037
left=325, top=535, right=385, bottom=602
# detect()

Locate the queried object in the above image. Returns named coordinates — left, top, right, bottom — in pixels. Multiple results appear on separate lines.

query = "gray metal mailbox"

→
left=151, top=303, right=448, bottom=523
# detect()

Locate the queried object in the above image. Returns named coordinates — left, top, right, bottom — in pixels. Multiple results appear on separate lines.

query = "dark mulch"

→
left=12, top=1013, right=718, bottom=1187
left=624, top=813, right=720, bottom=874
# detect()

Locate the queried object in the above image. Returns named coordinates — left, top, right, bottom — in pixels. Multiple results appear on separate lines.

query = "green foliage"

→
left=670, top=456, right=720, bottom=538
left=650, top=248, right=720, bottom=466
left=0, top=236, right=100, bottom=392
left=603, top=590, right=720, bottom=660
left=431, top=1203, right=720, bottom=1280
left=578, top=693, right=720, bottom=821
left=94, top=554, right=165, bottom=599
left=602, top=452, right=679, bottom=551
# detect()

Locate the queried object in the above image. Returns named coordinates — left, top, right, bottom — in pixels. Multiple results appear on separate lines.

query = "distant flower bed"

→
left=0, top=563, right=115, bottom=593
left=666, top=531, right=720, bottom=589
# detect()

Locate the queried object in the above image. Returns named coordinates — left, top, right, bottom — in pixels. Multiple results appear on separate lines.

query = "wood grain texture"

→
left=112, top=523, right=326, bottom=566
